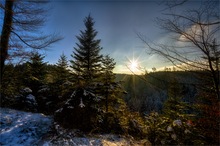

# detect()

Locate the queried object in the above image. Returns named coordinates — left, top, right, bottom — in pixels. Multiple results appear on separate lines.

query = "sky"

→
left=1, top=0, right=202, bottom=74
left=44, top=0, right=169, bottom=74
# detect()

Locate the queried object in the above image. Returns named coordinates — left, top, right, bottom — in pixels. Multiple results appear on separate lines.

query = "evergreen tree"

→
left=51, top=53, right=71, bottom=101
left=55, top=15, right=104, bottom=131
left=14, top=52, right=48, bottom=112
left=102, top=55, right=116, bottom=83
left=102, top=55, right=116, bottom=112
left=24, top=52, right=47, bottom=97
left=55, top=53, right=70, bottom=83
left=70, top=14, right=103, bottom=83
left=0, top=64, right=19, bottom=106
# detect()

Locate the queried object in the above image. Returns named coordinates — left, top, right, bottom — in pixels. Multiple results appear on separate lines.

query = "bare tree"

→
left=160, top=0, right=189, bottom=10
left=138, top=0, right=220, bottom=99
left=0, top=0, right=62, bottom=81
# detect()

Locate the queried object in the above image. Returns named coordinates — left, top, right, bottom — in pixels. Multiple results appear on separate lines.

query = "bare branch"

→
left=162, top=13, right=220, bottom=26
left=138, top=0, right=220, bottom=99
left=160, top=0, right=189, bottom=11
left=11, top=30, right=62, bottom=49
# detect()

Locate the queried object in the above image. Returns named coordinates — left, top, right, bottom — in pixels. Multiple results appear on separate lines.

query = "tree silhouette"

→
left=0, top=0, right=62, bottom=81
left=138, top=0, right=220, bottom=99
left=24, top=52, right=47, bottom=97
left=102, top=55, right=116, bottom=112
left=70, top=14, right=103, bottom=83
left=55, top=53, right=69, bottom=83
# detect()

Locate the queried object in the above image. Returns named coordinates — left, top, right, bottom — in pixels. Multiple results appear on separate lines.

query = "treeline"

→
left=117, top=71, right=198, bottom=113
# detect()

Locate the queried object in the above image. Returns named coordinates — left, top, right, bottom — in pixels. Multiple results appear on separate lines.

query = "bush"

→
left=145, top=111, right=204, bottom=145
left=15, top=87, right=38, bottom=112
left=100, top=97, right=147, bottom=138
left=194, top=92, right=220, bottom=145
left=144, top=96, right=204, bottom=145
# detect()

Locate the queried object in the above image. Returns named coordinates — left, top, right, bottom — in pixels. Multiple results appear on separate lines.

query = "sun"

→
left=130, top=60, right=138, bottom=71
left=128, top=59, right=139, bottom=72
left=125, top=55, right=143, bottom=74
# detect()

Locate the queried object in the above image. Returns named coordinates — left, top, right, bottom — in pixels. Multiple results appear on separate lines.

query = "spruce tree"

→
left=18, top=52, right=47, bottom=112
left=25, top=52, right=47, bottom=96
left=53, top=53, right=71, bottom=98
left=55, top=15, right=104, bottom=131
left=55, top=53, right=69, bottom=83
left=70, top=15, right=103, bottom=83
left=44, top=53, right=71, bottom=114
left=102, top=55, right=116, bottom=83
left=102, top=55, right=116, bottom=112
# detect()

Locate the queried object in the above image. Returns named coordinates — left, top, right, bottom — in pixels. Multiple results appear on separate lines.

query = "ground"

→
left=0, top=108, right=150, bottom=146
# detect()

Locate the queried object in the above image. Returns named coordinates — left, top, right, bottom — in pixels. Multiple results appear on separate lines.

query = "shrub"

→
left=15, top=87, right=38, bottom=112
left=194, top=92, right=220, bottom=145
left=145, top=112, right=204, bottom=145
left=100, top=97, right=147, bottom=138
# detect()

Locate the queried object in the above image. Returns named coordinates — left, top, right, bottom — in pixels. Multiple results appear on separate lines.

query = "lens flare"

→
left=130, top=60, right=138, bottom=71
left=127, top=58, right=140, bottom=73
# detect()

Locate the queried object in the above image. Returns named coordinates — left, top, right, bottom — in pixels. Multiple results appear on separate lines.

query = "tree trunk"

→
left=0, top=0, right=14, bottom=82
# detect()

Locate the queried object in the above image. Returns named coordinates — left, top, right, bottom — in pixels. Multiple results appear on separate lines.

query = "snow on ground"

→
left=0, top=108, right=150, bottom=146
left=41, top=134, right=133, bottom=146
left=0, top=108, right=52, bottom=146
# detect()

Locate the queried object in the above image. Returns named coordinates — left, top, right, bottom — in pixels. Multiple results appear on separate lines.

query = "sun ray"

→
left=130, top=59, right=138, bottom=71
left=125, top=50, right=146, bottom=75
left=126, top=57, right=140, bottom=73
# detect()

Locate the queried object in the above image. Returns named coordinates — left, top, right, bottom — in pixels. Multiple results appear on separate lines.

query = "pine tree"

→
left=102, top=55, right=116, bottom=112
left=39, top=55, right=70, bottom=114
left=55, top=53, right=70, bottom=83
left=51, top=53, right=71, bottom=99
left=55, top=15, right=104, bottom=131
left=70, top=15, right=103, bottom=83
left=102, top=55, right=116, bottom=83
left=16, top=52, right=47, bottom=112
left=24, top=52, right=47, bottom=97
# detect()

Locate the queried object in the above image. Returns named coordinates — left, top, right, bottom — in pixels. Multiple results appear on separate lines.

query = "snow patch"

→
left=79, top=98, right=85, bottom=108
left=70, top=91, right=76, bottom=98
left=67, top=106, right=74, bottom=109
left=0, top=108, right=52, bottom=146
left=0, top=108, right=150, bottom=146
left=26, top=94, right=36, bottom=101
left=22, top=87, right=32, bottom=93
left=38, top=87, right=49, bottom=93
left=55, top=108, right=63, bottom=113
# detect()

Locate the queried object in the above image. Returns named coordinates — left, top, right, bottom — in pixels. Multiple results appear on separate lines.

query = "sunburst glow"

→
left=130, top=60, right=138, bottom=71
left=128, top=59, right=139, bottom=72
left=125, top=54, right=144, bottom=74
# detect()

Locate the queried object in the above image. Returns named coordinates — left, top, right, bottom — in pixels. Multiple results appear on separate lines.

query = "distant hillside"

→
left=114, top=71, right=199, bottom=113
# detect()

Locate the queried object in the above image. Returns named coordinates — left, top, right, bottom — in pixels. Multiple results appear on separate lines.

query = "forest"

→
left=0, top=0, right=219, bottom=145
